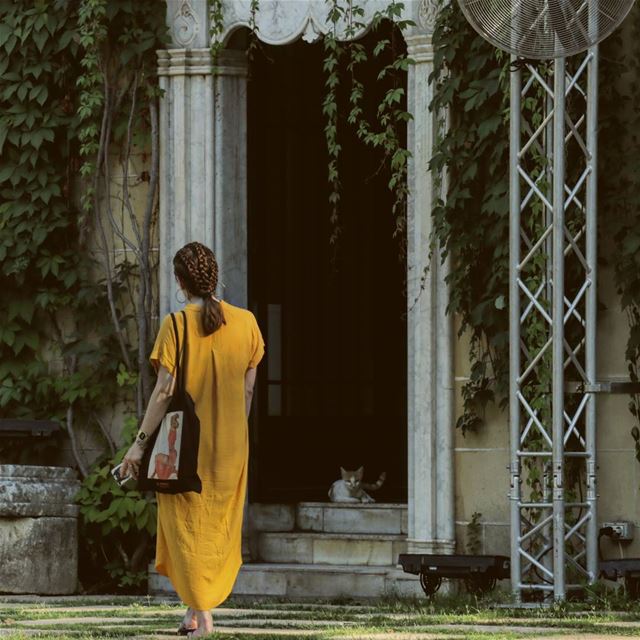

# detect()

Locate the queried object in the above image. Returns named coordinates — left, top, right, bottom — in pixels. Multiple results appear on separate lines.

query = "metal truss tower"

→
left=509, top=47, right=599, bottom=602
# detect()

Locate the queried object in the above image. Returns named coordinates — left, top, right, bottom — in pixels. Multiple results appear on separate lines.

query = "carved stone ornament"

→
left=173, top=0, right=200, bottom=47
left=418, top=0, right=440, bottom=32
left=217, top=0, right=407, bottom=47
left=301, top=17, right=323, bottom=44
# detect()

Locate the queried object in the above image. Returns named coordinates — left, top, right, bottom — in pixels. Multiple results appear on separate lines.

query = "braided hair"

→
left=173, top=242, right=226, bottom=335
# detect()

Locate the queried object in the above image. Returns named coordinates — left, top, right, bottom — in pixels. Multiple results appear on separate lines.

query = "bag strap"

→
left=180, top=310, right=188, bottom=391
left=170, top=313, right=183, bottom=392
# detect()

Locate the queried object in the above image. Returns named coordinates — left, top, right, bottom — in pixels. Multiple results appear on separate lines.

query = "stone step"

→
left=297, top=502, right=408, bottom=535
left=258, top=531, right=408, bottom=565
left=148, top=562, right=424, bottom=600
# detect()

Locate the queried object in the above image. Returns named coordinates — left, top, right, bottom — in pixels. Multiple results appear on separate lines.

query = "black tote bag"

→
left=137, top=311, right=202, bottom=494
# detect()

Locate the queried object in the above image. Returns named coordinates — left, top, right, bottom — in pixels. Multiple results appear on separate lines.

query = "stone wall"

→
left=0, top=465, right=80, bottom=594
left=453, top=263, right=640, bottom=559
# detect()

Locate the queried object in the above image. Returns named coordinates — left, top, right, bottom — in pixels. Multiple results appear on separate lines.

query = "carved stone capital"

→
left=214, top=49, right=249, bottom=77
left=405, top=33, right=435, bottom=64
left=157, top=49, right=214, bottom=77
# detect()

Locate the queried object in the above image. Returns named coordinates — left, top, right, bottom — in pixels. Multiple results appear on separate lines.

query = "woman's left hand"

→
left=121, top=442, right=145, bottom=480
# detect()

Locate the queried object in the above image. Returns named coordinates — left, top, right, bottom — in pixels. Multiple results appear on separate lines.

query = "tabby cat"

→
left=328, top=466, right=386, bottom=503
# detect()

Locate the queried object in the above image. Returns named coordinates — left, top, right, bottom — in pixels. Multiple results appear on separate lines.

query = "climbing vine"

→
left=73, top=0, right=167, bottom=592
left=322, top=0, right=413, bottom=255
left=430, top=3, right=511, bottom=434
left=0, top=1, right=116, bottom=455
left=0, top=0, right=167, bottom=593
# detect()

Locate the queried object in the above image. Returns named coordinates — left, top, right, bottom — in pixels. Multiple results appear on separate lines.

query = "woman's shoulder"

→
left=221, top=300, right=256, bottom=324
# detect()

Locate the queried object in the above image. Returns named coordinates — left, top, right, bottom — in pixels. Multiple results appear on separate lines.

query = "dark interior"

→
left=247, top=25, right=407, bottom=503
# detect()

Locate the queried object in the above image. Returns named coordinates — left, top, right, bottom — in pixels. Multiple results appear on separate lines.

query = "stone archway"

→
left=158, top=0, right=455, bottom=557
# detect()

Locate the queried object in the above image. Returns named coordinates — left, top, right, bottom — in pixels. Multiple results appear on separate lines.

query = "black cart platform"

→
left=398, top=553, right=511, bottom=596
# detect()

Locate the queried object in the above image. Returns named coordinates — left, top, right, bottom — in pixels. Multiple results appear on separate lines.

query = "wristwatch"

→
left=135, top=431, right=148, bottom=447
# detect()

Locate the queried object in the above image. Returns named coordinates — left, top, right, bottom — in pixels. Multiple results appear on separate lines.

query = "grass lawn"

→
left=0, top=592, right=639, bottom=639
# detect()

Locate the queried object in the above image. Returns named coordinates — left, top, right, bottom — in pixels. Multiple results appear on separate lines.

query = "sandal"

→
left=177, top=623, right=197, bottom=636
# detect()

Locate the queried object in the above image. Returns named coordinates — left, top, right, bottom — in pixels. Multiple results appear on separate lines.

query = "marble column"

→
left=213, top=50, right=249, bottom=308
left=405, top=31, right=455, bottom=555
left=211, top=48, right=252, bottom=561
left=159, top=2, right=252, bottom=560
left=157, top=47, right=215, bottom=317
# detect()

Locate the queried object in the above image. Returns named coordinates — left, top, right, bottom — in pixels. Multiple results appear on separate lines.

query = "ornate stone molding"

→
left=217, top=0, right=426, bottom=47
left=215, top=49, right=249, bottom=77
left=172, top=0, right=200, bottom=47
left=157, top=49, right=213, bottom=76
left=418, top=0, right=440, bottom=32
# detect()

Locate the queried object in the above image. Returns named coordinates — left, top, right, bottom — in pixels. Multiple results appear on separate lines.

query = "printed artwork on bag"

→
left=147, top=411, right=184, bottom=480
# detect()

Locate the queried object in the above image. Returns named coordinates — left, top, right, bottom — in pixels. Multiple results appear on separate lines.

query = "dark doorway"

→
left=247, top=26, right=407, bottom=503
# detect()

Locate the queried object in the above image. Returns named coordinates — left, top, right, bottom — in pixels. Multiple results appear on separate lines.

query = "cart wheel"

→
left=625, top=577, right=640, bottom=600
left=464, top=573, right=496, bottom=596
left=419, top=572, right=442, bottom=597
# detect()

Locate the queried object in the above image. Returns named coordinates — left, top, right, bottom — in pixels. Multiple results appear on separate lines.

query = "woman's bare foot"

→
left=181, top=606, right=197, bottom=631
left=186, top=609, right=213, bottom=637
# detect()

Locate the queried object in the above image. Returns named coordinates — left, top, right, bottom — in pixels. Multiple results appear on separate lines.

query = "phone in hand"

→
left=111, top=462, right=134, bottom=487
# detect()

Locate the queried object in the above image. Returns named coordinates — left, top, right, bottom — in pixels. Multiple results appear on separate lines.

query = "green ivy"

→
left=430, top=3, right=510, bottom=434
left=322, top=0, right=413, bottom=256
left=75, top=416, right=157, bottom=591
left=0, top=1, right=118, bottom=429
left=0, top=0, right=167, bottom=593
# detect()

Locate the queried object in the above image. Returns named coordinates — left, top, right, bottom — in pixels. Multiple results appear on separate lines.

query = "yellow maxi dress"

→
left=149, top=300, right=265, bottom=610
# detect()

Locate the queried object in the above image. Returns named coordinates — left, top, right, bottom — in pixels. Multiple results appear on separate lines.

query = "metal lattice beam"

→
left=509, top=46, right=598, bottom=601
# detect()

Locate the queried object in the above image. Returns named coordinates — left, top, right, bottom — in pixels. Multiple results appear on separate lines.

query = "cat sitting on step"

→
left=328, top=466, right=386, bottom=503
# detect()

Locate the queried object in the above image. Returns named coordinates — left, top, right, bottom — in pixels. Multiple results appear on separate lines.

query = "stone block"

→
left=597, top=396, right=638, bottom=450
left=296, top=504, right=323, bottom=531
left=258, top=532, right=313, bottom=563
left=455, top=449, right=510, bottom=523
left=0, top=465, right=80, bottom=517
left=482, top=523, right=510, bottom=557
left=233, top=566, right=287, bottom=596
left=0, top=465, right=80, bottom=595
left=0, top=516, right=77, bottom=594
left=286, top=566, right=386, bottom=598
left=322, top=505, right=403, bottom=534
left=598, top=267, right=628, bottom=379
left=313, top=537, right=393, bottom=566
left=391, top=538, right=408, bottom=563
left=249, top=503, right=295, bottom=531
left=385, top=570, right=425, bottom=598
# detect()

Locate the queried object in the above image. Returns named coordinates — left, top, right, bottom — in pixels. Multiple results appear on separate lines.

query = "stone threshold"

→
left=298, top=502, right=407, bottom=509
left=260, top=532, right=407, bottom=540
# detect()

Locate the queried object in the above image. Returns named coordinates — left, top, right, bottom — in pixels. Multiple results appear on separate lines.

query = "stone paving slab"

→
left=539, top=636, right=635, bottom=640
left=1, top=600, right=639, bottom=640
left=337, top=635, right=625, bottom=640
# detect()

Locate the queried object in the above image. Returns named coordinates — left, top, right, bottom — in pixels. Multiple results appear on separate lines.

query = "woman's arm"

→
left=121, top=365, right=174, bottom=479
left=245, top=366, right=257, bottom=417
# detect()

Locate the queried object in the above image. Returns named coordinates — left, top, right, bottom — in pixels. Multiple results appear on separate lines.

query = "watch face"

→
left=138, top=432, right=146, bottom=440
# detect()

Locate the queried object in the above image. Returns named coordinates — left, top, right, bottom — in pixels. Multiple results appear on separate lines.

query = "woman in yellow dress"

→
left=121, top=241, right=265, bottom=637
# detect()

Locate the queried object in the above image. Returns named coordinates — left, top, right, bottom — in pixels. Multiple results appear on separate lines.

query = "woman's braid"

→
left=173, top=242, right=225, bottom=336
left=176, top=242, right=218, bottom=296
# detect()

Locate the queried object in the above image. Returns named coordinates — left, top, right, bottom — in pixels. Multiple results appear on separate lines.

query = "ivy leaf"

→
left=0, top=165, right=13, bottom=182
left=32, top=28, right=48, bottom=53
left=0, top=23, right=12, bottom=47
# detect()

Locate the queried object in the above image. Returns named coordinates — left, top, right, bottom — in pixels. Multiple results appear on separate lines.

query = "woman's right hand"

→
left=121, top=441, right=145, bottom=480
